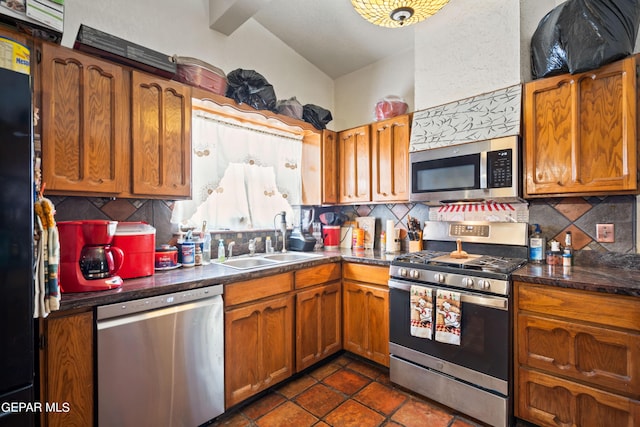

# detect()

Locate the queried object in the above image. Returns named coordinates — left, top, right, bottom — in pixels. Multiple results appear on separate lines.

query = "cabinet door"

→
left=517, top=367, right=640, bottom=427
left=40, top=311, right=94, bottom=427
left=224, top=294, right=294, bottom=408
left=322, top=129, right=339, bottom=204
left=296, top=281, right=342, bottom=371
left=524, top=56, right=637, bottom=196
left=371, top=115, right=410, bottom=202
left=40, top=43, right=128, bottom=195
left=518, top=312, right=640, bottom=397
left=301, top=131, right=322, bottom=205
left=131, top=71, right=191, bottom=198
left=343, top=280, right=389, bottom=367
left=338, top=125, right=371, bottom=203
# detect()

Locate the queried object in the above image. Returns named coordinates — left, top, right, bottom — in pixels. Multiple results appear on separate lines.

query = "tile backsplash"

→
left=50, top=194, right=638, bottom=255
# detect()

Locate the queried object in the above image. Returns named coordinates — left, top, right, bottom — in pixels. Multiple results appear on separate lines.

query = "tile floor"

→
left=210, top=353, right=491, bottom=427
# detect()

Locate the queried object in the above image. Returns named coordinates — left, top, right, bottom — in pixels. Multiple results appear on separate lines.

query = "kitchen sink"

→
left=222, top=257, right=279, bottom=270
left=261, top=252, right=322, bottom=262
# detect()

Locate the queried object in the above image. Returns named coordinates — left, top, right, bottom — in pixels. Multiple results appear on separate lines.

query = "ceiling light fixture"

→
left=351, top=0, right=450, bottom=28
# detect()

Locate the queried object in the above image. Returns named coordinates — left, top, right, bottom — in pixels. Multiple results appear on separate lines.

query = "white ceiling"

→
left=210, top=0, right=418, bottom=79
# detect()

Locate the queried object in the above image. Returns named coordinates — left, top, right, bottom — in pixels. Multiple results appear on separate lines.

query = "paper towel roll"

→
left=386, top=220, right=396, bottom=253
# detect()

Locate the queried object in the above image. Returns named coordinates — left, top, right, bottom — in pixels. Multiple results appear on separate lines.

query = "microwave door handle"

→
left=479, top=151, right=488, bottom=189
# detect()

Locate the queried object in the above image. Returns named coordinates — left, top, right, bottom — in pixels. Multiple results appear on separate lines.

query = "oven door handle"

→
left=388, top=279, right=508, bottom=311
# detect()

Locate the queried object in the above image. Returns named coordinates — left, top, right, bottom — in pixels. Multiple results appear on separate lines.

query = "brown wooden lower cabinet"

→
left=514, top=281, right=640, bottom=427
left=518, top=367, right=640, bottom=427
left=224, top=292, right=294, bottom=409
left=224, top=272, right=295, bottom=409
left=39, top=309, right=94, bottom=427
left=296, top=281, right=342, bottom=371
left=342, top=263, right=389, bottom=367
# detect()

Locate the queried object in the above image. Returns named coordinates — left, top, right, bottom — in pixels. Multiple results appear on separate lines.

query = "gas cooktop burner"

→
left=393, top=250, right=447, bottom=264
left=393, top=251, right=527, bottom=275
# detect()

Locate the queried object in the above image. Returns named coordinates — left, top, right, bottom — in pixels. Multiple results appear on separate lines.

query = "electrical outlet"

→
left=596, top=224, right=615, bottom=243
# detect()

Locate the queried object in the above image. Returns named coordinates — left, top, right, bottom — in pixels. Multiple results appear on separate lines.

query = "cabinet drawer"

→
left=342, top=263, right=388, bottom=286
left=224, top=272, right=293, bottom=307
left=518, top=312, right=640, bottom=397
left=516, top=282, right=640, bottom=331
left=517, top=367, right=640, bottom=427
left=295, top=262, right=341, bottom=289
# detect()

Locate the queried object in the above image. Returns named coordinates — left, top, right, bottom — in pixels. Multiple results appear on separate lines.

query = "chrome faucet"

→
left=227, top=241, right=235, bottom=258
left=248, top=239, right=256, bottom=256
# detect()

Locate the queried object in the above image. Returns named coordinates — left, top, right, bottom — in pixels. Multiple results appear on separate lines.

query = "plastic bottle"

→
left=529, top=224, right=545, bottom=264
left=563, top=231, right=573, bottom=266
left=217, top=239, right=225, bottom=262
left=546, top=240, right=562, bottom=265
left=194, top=244, right=202, bottom=266
left=202, top=232, right=211, bottom=265
left=265, top=236, right=274, bottom=253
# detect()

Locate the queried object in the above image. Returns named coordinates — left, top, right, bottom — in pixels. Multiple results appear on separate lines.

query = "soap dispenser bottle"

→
left=529, top=224, right=545, bottom=264
left=217, top=239, right=225, bottom=262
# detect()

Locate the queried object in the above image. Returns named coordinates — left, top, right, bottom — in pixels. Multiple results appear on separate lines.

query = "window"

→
left=171, top=99, right=304, bottom=231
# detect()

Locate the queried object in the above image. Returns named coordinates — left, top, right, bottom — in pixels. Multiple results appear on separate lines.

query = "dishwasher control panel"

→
left=97, top=284, right=223, bottom=320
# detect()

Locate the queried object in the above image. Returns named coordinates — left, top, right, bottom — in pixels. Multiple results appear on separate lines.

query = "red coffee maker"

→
left=58, top=220, right=125, bottom=292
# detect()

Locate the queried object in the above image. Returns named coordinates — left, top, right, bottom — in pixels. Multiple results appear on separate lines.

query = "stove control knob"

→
left=478, top=279, right=491, bottom=290
left=462, top=277, right=474, bottom=288
left=434, top=273, right=445, bottom=283
left=399, top=268, right=408, bottom=278
left=409, top=269, right=420, bottom=279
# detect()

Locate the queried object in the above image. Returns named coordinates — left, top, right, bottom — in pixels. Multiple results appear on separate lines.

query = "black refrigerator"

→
left=0, top=37, right=35, bottom=427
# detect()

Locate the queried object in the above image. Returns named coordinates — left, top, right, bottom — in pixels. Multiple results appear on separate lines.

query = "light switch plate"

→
left=596, top=224, right=615, bottom=243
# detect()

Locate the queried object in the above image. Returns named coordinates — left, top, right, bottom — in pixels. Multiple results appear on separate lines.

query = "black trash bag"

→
left=302, top=104, right=333, bottom=130
left=531, top=0, right=640, bottom=79
left=225, top=69, right=277, bottom=112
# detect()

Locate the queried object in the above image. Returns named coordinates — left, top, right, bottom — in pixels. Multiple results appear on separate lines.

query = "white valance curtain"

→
left=171, top=99, right=303, bottom=230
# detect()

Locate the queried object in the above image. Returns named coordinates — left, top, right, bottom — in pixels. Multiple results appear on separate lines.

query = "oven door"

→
left=388, top=278, right=510, bottom=394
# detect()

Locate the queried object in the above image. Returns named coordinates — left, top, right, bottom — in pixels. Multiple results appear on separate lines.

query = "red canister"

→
left=155, top=245, right=178, bottom=269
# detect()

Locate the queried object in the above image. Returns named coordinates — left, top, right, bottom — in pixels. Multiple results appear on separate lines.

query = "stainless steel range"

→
left=389, top=221, right=528, bottom=427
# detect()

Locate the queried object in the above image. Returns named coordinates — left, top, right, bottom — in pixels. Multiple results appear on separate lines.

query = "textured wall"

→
left=51, top=195, right=636, bottom=256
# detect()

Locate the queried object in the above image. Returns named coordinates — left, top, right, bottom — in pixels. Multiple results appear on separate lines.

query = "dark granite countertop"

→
left=57, top=249, right=394, bottom=311
left=513, top=263, right=640, bottom=297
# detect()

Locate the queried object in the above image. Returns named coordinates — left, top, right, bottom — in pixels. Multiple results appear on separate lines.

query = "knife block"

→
left=409, top=233, right=423, bottom=252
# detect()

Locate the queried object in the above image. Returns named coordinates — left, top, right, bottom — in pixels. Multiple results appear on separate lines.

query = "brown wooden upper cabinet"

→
left=131, top=71, right=191, bottom=198
left=338, top=124, right=371, bottom=204
left=524, top=55, right=638, bottom=197
left=39, top=43, right=192, bottom=199
left=371, top=114, right=410, bottom=202
left=322, top=129, right=339, bottom=204
left=40, top=43, right=128, bottom=195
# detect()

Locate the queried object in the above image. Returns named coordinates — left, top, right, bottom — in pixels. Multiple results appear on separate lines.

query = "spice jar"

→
left=546, top=240, right=562, bottom=265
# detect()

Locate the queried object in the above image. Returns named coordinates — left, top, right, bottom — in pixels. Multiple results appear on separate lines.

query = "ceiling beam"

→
left=209, top=0, right=272, bottom=35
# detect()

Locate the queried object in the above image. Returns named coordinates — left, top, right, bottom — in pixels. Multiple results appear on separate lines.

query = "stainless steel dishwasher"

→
left=97, top=285, right=224, bottom=427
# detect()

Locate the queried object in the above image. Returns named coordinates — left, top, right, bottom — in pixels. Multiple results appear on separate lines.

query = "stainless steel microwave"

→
left=409, top=136, right=521, bottom=204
